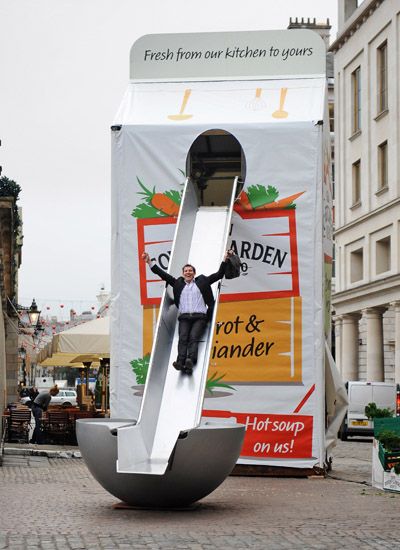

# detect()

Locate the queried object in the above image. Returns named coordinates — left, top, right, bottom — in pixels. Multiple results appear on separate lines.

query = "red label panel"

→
left=203, top=409, right=313, bottom=459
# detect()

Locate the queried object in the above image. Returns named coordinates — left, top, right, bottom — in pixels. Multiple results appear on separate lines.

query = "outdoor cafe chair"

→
left=44, top=410, right=73, bottom=445
left=7, top=407, right=31, bottom=443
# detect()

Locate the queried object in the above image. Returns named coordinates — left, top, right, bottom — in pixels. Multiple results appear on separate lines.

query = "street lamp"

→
left=28, top=298, right=41, bottom=328
left=17, top=299, right=43, bottom=388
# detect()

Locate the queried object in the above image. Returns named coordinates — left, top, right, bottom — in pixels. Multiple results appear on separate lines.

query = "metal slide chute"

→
left=117, top=177, right=238, bottom=475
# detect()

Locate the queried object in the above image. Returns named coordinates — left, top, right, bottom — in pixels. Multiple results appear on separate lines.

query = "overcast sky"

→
left=0, top=0, right=337, bottom=315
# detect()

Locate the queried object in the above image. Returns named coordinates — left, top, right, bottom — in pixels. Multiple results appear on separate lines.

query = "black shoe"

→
left=173, top=361, right=183, bottom=371
left=184, top=358, right=193, bottom=375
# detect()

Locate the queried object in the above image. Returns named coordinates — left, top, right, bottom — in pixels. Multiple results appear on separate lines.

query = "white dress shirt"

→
left=179, top=281, right=207, bottom=314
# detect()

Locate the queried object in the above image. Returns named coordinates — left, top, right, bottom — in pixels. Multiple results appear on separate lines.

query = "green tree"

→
left=0, top=175, right=22, bottom=235
left=0, top=176, right=21, bottom=199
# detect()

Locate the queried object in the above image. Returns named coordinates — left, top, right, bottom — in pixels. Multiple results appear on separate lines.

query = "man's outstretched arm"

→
left=206, top=249, right=235, bottom=284
left=141, top=252, right=177, bottom=286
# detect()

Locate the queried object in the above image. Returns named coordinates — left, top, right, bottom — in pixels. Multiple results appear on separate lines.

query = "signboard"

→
left=137, top=209, right=303, bottom=384
left=130, top=30, right=326, bottom=81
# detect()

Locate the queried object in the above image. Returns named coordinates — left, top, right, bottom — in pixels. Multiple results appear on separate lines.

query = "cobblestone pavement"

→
left=1, top=438, right=399, bottom=549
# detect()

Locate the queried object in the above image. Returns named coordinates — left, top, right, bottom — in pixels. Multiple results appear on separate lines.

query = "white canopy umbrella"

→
left=51, top=316, right=110, bottom=356
left=48, top=317, right=110, bottom=411
left=38, top=353, right=99, bottom=367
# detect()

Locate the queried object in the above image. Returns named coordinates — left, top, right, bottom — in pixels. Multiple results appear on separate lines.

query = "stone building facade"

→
left=0, top=195, right=22, bottom=423
left=331, top=0, right=400, bottom=384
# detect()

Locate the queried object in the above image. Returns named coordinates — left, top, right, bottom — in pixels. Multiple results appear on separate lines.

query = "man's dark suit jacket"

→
left=150, top=262, right=226, bottom=320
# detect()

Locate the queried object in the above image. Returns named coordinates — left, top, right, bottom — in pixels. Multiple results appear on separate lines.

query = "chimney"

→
left=288, top=17, right=331, bottom=49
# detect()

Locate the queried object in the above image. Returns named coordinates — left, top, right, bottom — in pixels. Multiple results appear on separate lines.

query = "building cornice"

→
left=334, top=195, right=400, bottom=236
left=329, top=0, right=383, bottom=53
left=332, top=272, right=400, bottom=312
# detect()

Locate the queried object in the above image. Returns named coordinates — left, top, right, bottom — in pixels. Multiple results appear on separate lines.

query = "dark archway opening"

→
left=186, top=130, right=246, bottom=205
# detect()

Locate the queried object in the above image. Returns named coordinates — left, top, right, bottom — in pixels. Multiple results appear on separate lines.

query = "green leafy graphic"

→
left=130, top=354, right=150, bottom=385
left=130, top=354, right=235, bottom=395
left=165, top=189, right=182, bottom=204
left=131, top=174, right=183, bottom=219
left=247, top=184, right=279, bottom=209
left=236, top=184, right=305, bottom=211
left=206, top=372, right=235, bottom=394
left=132, top=202, right=161, bottom=219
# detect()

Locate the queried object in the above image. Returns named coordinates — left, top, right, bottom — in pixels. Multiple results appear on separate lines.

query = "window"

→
left=329, top=102, right=334, bottom=133
left=350, top=248, right=363, bottom=282
left=376, top=236, right=391, bottom=274
left=378, top=140, right=388, bottom=190
left=377, top=41, right=388, bottom=113
left=351, top=66, right=361, bottom=133
left=352, top=160, right=361, bottom=204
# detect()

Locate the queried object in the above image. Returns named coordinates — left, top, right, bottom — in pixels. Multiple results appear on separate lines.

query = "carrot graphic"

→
left=137, top=178, right=180, bottom=216
left=149, top=193, right=180, bottom=216
left=236, top=191, right=252, bottom=210
left=255, top=191, right=305, bottom=210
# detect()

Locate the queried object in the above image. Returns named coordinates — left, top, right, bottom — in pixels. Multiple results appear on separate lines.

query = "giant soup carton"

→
left=111, top=30, right=334, bottom=470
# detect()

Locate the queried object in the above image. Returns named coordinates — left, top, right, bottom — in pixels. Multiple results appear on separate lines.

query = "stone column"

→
left=333, top=315, right=343, bottom=376
left=392, top=301, right=400, bottom=385
left=341, top=313, right=361, bottom=381
left=363, top=307, right=386, bottom=382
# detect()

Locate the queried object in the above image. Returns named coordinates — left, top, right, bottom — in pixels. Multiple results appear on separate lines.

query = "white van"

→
left=339, top=381, right=396, bottom=440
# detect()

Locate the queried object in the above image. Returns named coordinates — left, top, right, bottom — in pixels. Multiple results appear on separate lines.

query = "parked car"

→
left=19, top=396, right=32, bottom=406
left=20, top=389, right=78, bottom=408
left=50, top=389, right=78, bottom=408
left=339, top=381, right=396, bottom=440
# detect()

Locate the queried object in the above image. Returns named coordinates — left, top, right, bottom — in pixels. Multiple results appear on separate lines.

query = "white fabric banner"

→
left=111, top=77, right=330, bottom=468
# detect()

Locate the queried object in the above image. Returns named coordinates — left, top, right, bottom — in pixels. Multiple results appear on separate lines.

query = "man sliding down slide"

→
left=142, top=250, right=235, bottom=375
